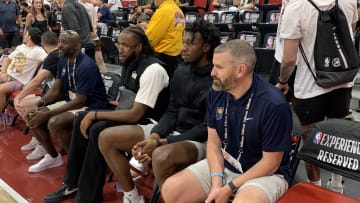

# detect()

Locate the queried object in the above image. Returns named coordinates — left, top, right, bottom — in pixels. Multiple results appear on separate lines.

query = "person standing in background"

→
left=140, top=0, right=185, bottom=78
left=276, top=0, right=357, bottom=194
left=0, top=0, right=22, bottom=56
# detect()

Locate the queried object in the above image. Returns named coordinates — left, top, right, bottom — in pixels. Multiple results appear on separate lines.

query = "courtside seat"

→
left=277, top=182, right=360, bottom=203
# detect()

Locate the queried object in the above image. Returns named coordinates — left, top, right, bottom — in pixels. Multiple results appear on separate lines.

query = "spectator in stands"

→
left=137, top=0, right=153, bottom=14
left=15, top=31, right=62, bottom=161
left=129, top=5, right=150, bottom=24
left=25, top=30, right=109, bottom=173
left=25, top=0, right=50, bottom=33
left=238, top=0, right=255, bottom=11
left=178, top=0, right=193, bottom=7
left=276, top=0, right=357, bottom=194
left=0, top=27, right=47, bottom=113
left=0, top=0, right=22, bottom=56
left=19, top=0, right=31, bottom=31
left=43, top=26, right=170, bottom=203
left=161, top=39, right=292, bottom=203
left=62, top=0, right=96, bottom=59
left=107, top=0, right=122, bottom=13
left=98, top=20, right=220, bottom=203
left=139, top=0, right=185, bottom=78
left=78, top=0, right=107, bottom=73
left=79, top=0, right=98, bottom=31
left=97, top=0, right=113, bottom=23
left=212, top=0, right=233, bottom=9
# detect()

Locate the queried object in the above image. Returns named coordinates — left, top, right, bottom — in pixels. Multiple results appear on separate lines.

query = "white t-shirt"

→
left=274, top=0, right=289, bottom=62
left=108, top=0, right=122, bottom=12
left=280, top=0, right=358, bottom=99
left=7, top=44, right=48, bottom=85
left=135, top=63, right=169, bottom=108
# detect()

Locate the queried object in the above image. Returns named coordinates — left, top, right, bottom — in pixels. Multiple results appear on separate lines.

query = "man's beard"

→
left=121, top=52, right=137, bottom=66
left=212, top=76, right=236, bottom=92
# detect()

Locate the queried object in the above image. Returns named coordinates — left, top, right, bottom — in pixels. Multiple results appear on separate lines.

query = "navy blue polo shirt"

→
left=0, top=0, right=19, bottom=32
left=56, top=53, right=109, bottom=110
left=207, top=74, right=293, bottom=183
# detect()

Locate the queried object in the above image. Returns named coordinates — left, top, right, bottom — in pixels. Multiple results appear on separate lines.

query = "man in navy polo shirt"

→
left=161, top=39, right=293, bottom=203
left=0, top=0, right=22, bottom=56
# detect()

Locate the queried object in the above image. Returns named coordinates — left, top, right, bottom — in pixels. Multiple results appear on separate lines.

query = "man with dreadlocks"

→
left=98, top=19, right=221, bottom=203
left=44, top=26, right=170, bottom=203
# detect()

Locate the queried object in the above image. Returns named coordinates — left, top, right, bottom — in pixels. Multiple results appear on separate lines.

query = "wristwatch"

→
left=227, top=181, right=238, bottom=195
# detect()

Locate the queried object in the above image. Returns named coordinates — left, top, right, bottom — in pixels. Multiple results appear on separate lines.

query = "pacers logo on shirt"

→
left=215, top=107, right=224, bottom=120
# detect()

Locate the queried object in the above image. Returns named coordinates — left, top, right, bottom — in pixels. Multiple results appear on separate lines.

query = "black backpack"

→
left=300, top=0, right=360, bottom=88
left=102, top=71, right=122, bottom=101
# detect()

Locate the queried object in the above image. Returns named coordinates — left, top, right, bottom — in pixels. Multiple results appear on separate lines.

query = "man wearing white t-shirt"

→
left=0, top=26, right=47, bottom=112
left=44, top=26, right=170, bottom=203
left=276, top=0, right=357, bottom=194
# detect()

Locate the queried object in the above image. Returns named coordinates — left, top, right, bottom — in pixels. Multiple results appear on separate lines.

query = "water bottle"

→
left=3, top=109, right=11, bottom=126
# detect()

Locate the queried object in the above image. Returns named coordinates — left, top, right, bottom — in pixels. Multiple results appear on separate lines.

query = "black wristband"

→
left=228, top=181, right=238, bottom=194
left=155, top=138, right=161, bottom=147
left=278, top=77, right=288, bottom=85
left=38, top=97, right=46, bottom=107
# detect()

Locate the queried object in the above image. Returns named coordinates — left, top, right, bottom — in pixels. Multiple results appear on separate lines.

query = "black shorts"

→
left=294, top=87, right=352, bottom=125
left=0, top=31, right=21, bottom=49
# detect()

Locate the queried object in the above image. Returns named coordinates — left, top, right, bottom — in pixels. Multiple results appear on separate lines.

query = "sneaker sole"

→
left=21, top=147, right=36, bottom=151
left=26, top=154, right=46, bottom=161
left=44, top=191, right=77, bottom=203
left=28, top=160, right=64, bottom=173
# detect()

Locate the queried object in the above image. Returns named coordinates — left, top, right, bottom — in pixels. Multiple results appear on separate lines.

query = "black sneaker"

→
left=44, top=184, right=78, bottom=203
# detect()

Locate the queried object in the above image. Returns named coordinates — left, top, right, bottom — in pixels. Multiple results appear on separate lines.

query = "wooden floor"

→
left=0, top=107, right=156, bottom=203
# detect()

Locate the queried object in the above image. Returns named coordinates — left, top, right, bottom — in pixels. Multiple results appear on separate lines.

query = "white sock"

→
left=309, top=179, right=321, bottom=187
left=124, top=187, right=140, bottom=200
left=331, top=173, right=343, bottom=187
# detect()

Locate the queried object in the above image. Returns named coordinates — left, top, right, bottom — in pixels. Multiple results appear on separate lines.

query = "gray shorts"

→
left=187, top=159, right=289, bottom=203
left=138, top=122, right=206, bottom=161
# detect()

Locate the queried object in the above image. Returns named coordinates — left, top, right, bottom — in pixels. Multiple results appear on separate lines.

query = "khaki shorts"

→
left=138, top=121, right=206, bottom=161
left=47, top=101, right=87, bottom=114
left=187, top=159, right=289, bottom=203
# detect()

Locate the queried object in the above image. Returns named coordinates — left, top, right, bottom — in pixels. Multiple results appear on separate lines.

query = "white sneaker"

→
left=26, top=144, right=47, bottom=161
left=123, top=195, right=145, bottom=203
left=129, top=157, right=149, bottom=173
left=21, top=137, right=39, bottom=151
left=28, top=154, right=63, bottom=173
left=326, top=179, right=344, bottom=194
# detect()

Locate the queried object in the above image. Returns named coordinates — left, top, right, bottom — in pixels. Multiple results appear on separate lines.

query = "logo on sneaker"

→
left=64, top=188, right=78, bottom=196
left=246, top=118, right=253, bottom=121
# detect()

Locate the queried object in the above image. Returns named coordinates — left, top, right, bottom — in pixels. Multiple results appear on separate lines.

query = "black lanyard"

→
left=223, top=92, right=254, bottom=161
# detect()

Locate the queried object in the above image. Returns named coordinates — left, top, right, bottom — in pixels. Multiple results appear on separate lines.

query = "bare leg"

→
left=152, top=141, right=198, bottom=188
left=161, top=169, right=206, bottom=203
left=98, top=125, right=145, bottom=191
left=0, top=83, right=11, bottom=111
left=302, top=123, right=321, bottom=183
left=48, top=112, right=75, bottom=152
left=31, top=125, right=58, bottom=157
